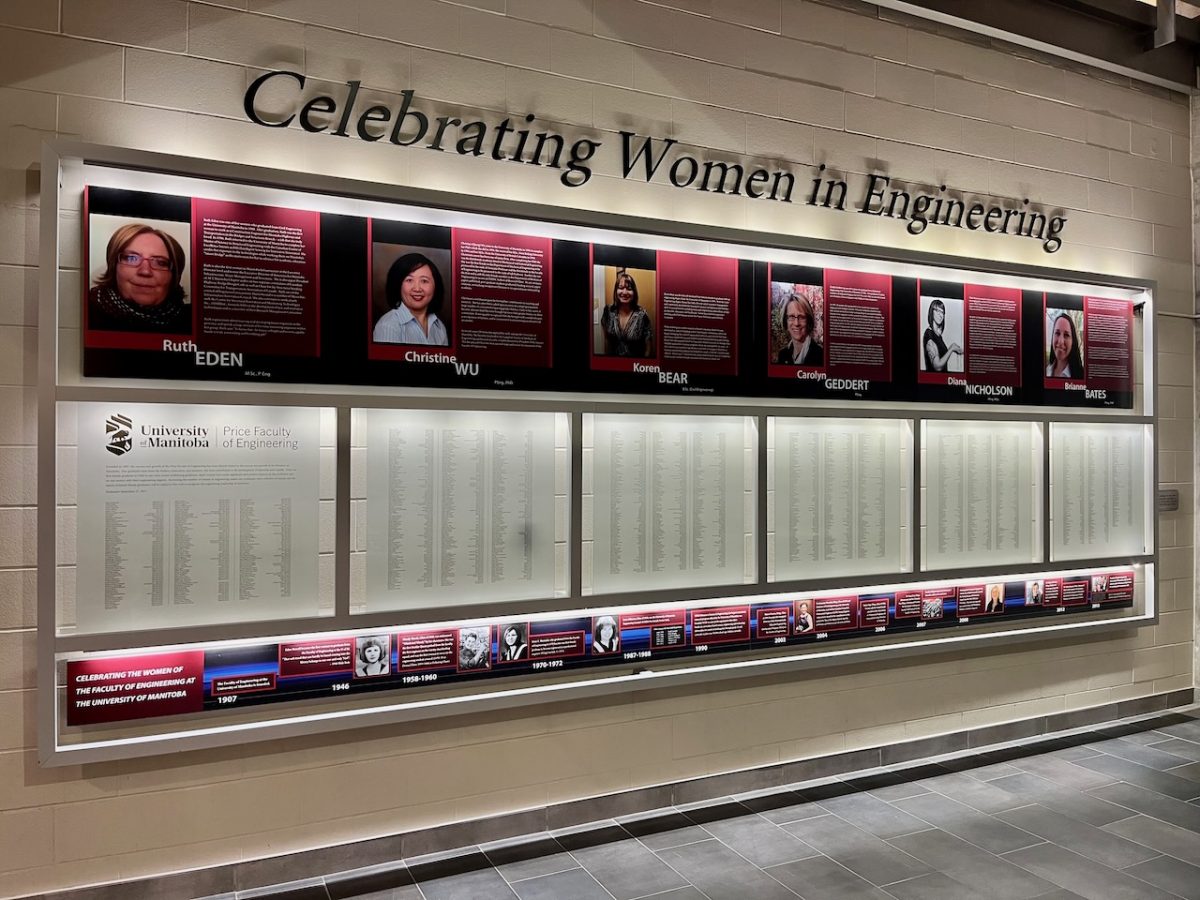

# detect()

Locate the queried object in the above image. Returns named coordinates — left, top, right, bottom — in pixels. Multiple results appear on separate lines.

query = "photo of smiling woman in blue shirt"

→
left=373, top=251, right=450, bottom=346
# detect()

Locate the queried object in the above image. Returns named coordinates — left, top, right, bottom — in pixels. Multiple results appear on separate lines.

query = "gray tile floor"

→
left=235, top=709, right=1200, bottom=900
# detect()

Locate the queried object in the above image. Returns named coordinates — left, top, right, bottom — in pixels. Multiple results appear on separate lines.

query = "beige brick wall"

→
left=0, top=0, right=1194, bottom=895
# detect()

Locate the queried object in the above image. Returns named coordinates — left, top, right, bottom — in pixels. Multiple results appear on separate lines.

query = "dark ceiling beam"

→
left=897, top=0, right=1198, bottom=88
left=1155, top=0, right=1177, bottom=47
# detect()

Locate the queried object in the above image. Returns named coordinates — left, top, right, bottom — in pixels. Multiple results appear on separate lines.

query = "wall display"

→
left=923, top=421, right=1041, bottom=570
left=1043, top=294, right=1135, bottom=408
left=73, top=403, right=323, bottom=633
left=769, top=417, right=909, bottom=581
left=63, top=565, right=1137, bottom=726
left=585, top=414, right=754, bottom=595
left=1050, top=423, right=1148, bottom=561
left=80, top=184, right=1137, bottom=410
left=359, top=409, right=565, bottom=611
left=49, top=154, right=1154, bottom=762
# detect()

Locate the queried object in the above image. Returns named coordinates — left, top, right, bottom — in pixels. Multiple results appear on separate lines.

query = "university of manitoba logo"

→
left=105, top=413, right=133, bottom=456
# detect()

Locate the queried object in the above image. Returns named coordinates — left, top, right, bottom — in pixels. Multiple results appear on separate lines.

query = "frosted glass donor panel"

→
left=922, top=421, right=1043, bottom=571
left=584, top=414, right=756, bottom=595
left=69, top=402, right=328, bottom=634
left=1050, top=423, right=1150, bottom=562
left=357, top=409, right=567, bottom=612
left=768, top=417, right=911, bottom=582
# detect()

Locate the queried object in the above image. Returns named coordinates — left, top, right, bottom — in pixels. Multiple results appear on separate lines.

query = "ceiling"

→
left=899, top=0, right=1200, bottom=89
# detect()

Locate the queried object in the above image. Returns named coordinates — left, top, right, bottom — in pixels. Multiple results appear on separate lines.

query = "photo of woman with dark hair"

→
left=354, top=635, right=390, bottom=678
left=599, top=268, right=654, bottom=357
left=500, top=624, right=528, bottom=662
left=1046, top=310, right=1084, bottom=379
left=88, top=222, right=190, bottom=333
left=795, top=602, right=815, bottom=633
left=592, top=616, right=619, bottom=654
left=373, top=251, right=449, bottom=346
left=922, top=297, right=963, bottom=373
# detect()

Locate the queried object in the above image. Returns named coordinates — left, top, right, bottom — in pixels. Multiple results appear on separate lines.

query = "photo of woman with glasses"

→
left=769, top=283, right=824, bottom=367
left=776, top=294, right=824, bottom=366
left=88, top=221, right=190, bottom=333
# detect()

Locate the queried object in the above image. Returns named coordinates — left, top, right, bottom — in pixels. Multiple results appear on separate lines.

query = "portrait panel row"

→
left=81, top=185, right=1140, bottom=411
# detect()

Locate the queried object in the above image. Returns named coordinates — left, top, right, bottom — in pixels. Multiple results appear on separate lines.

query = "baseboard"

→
left=29, top=686, right=1196, bottom=900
